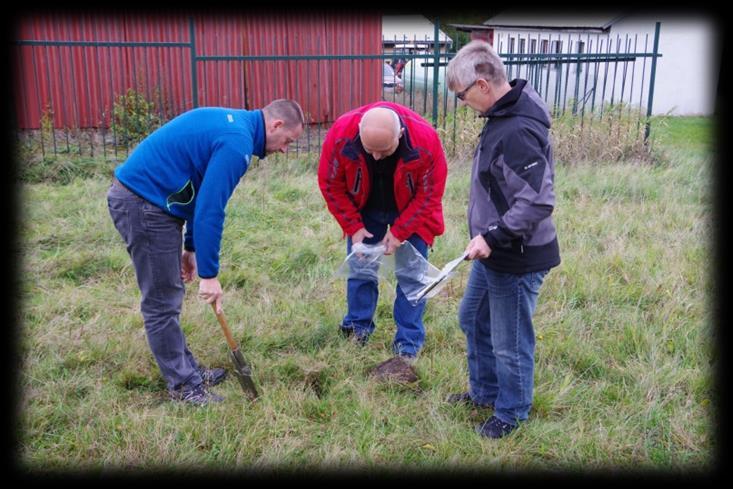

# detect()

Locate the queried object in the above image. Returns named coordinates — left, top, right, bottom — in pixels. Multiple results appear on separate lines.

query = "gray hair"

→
left=262, top=99, right=305, bottom=129
left=446, top=40, right=507, bottom=92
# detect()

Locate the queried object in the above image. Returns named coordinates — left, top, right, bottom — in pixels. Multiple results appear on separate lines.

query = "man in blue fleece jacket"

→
left=107, top=99, right=304, bottom=405
left=446, top=41, right=561, bottom=438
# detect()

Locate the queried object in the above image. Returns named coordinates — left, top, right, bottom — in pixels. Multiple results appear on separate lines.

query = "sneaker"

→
left=170, top=383, right=224, bottom=406
left=198, top=366, right=227, bottom=387
left=446, top=392, right=493, bottom=409
left=475, top=415, right=517, bottom=439
left=369, top=356, right=418, bottom=383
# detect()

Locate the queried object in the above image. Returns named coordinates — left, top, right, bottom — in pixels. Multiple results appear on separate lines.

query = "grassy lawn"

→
left=15, top=116, right=715, bottom=473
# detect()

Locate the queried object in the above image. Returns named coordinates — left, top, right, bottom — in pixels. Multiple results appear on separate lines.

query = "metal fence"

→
left=13, top=15, right=661, bottom=162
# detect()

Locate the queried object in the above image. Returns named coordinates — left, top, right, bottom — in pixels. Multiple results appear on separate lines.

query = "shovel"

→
left=210, top=303, right=259, bottom=400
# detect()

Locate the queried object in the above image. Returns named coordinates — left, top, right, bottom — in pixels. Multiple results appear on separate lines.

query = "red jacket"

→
left=318, top=102, right=447, bottom=246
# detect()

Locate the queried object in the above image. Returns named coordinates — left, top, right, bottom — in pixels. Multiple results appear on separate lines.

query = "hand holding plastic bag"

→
left=335, top=242, right=393, bottom=282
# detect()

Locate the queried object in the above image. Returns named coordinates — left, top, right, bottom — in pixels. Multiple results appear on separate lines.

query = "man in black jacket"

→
left=445, top=40, right=561, bottom=439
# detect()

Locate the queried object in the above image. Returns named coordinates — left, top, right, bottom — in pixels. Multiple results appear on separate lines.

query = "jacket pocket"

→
left=406, top=172, right=415, bottom=197
left=351, top=167, right=362, bottom=195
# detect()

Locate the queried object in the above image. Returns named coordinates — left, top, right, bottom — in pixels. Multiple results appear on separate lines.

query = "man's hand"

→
left=199, top=277, right=223, bottom=314
left=181, top=250, right=196, bottom=283
left=466, top=234, right=492, bottom=260
left=382, top=229, right=403, bottom=255
left=351, top=227, right=374, bottom=244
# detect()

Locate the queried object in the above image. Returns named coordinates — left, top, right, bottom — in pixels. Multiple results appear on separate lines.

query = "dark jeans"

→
left=458, top=260, right=548, bottom=425
left=107, top=180, right=203, bottom=392
left=342, top=209, right=428, bottom=357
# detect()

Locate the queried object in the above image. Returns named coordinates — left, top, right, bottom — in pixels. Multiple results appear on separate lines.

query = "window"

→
left=576, top=40, right=585, bottom=74
left=552, top=40, right=563, bottom=69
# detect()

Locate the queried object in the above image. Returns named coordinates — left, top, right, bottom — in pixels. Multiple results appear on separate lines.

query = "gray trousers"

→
left=107, top=180, right=203, bottom=392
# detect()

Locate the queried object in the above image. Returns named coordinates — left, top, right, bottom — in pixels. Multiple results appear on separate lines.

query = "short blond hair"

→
left=263, top=99, right=305, bottom=129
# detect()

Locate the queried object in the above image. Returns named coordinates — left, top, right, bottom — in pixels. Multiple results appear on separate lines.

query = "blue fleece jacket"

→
left=115, top=107, right=266, bottom=278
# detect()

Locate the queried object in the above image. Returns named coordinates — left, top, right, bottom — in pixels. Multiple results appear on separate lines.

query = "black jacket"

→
left=468, top=79, right=561, bottom=273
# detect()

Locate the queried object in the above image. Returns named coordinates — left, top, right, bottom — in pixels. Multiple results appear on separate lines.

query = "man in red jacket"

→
left=318, top=102, right=447, bottom=373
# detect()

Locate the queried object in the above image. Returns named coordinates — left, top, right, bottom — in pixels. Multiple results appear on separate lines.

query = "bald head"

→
left=359, top=107, right=403, bottom=160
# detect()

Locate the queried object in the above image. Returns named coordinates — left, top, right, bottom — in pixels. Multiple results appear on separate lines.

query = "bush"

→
left=112, top=87, right=161, bottom=144
left=436, top=106, right=484, bottom=161
left=552, top=102, right=658, bottom=165
left=439, top=101, right=657, bottom=165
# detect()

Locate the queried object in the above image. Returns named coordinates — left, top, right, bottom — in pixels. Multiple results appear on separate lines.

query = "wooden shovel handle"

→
left=210, top=303, right=238, bottom=351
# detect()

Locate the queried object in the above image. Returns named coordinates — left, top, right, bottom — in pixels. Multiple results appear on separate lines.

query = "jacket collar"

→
left=482, top=78, right=527, bottom=118
left=252, top=110, right=267, bottom=159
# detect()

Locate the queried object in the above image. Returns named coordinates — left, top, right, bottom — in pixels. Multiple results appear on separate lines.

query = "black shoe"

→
left=446, top=392, right=493, bottom=409
left=339, top=326, right=354, bottom=339
left=352, top=332, right=369, bottom=346
left=170, top=383, right=224, bottom=406
left=198, top=366, right=227, bottom=387
left=475, top=415, right=517, bottom=439
left=340, top=326, right=369, bottom=346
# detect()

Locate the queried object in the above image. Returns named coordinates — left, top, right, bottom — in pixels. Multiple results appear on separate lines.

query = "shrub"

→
left=111, top=87, right=161, bottom=144
left=552, top=102, right=658, bottom=165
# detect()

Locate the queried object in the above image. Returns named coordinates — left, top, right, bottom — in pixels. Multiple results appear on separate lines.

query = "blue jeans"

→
left=342, top=209, right=428, bottom=357
left=107, top=180, right=203, bottom=392
left=458, top=260, right=548, bottom=425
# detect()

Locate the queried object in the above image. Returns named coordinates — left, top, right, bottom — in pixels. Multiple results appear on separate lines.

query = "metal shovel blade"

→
left=230, top=348, right=259, bottom=400
left=211, top=304, right=259, bottom=400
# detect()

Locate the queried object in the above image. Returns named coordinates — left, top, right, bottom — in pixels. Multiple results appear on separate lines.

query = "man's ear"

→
left=271, top=119, right=284, bottom=130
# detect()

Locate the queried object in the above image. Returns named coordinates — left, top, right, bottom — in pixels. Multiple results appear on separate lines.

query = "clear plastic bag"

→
left=408, top=251, right=468, bottom=303
left=335, top=242, right=392, bottom=282
left=394, top=242, right=441, bottom=304
left=335, top=241, right=462, bottom=305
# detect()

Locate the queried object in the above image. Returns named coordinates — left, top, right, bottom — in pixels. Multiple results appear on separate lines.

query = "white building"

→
left=480, top=11, right=720, bottom=115
left=382, top=15, right=453, bottom=52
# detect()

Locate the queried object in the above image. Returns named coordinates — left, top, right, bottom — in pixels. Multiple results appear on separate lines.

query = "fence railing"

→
left=13, top=16, right=661, bottom=162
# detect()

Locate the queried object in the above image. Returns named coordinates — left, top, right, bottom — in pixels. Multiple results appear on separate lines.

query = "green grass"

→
left=16, top=116, right=715, bottom=472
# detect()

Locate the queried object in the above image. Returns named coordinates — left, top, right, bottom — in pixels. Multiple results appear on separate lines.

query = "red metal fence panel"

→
left=14, top=12, right=382, bottom=129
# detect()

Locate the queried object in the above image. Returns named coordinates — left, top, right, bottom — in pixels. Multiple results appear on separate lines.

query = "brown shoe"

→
left=368, top=356, right=418, bottom=383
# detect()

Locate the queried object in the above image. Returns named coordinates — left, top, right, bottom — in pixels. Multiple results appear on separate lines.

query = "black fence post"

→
left=189, top=17, right=198, bottom=109
left=644, top=22, right=661, bottom=142
left=432, top=18, right=440, bottom=127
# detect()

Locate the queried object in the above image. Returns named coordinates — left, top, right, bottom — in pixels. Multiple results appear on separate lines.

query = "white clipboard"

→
left=413, top=251, right=469, bottom=302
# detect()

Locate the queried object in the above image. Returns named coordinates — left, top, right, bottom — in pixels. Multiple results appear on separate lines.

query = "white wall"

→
left=382, top=15, right=452, bottom=45
left=612, top=14, right=720, bottom=115
left=487, top=14, right=720, bottom=116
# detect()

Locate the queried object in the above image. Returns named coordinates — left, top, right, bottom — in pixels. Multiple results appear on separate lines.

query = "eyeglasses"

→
left=455, top=79, right=479, bottom=101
